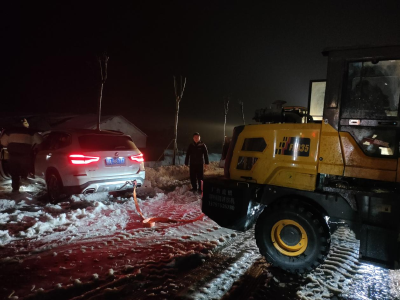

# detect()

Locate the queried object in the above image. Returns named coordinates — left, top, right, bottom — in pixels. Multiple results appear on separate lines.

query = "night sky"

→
left=2, top=1, right=400, bottom=152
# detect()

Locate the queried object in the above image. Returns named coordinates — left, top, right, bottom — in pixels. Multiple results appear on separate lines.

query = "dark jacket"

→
left=1, top=127, right=43, bottom=156
left=185, top=141, right=209, bottom=165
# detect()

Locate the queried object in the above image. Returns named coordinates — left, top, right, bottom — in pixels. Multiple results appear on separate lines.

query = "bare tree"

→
left=97, top=52, right=109, bottom=131
left=223, top=96, right=230, bottom=142
left=173, top=76, right=186, bottom=165
left=239, top=101, right=245, bottom=125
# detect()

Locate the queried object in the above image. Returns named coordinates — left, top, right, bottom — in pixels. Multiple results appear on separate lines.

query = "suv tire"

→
left=46, top=169, right=64, bottom=203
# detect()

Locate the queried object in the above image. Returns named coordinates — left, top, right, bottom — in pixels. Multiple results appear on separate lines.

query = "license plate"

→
left=105, top=157, right=126, bottom=165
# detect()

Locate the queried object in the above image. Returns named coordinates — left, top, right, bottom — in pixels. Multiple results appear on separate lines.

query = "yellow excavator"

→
left=202, top=45, right=400, bottom=273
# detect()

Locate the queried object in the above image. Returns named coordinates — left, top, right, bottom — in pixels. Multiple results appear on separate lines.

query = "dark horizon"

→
left=2, top=1, right=400, bottom=151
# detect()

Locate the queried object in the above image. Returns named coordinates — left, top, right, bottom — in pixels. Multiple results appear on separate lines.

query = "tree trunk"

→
left=240, top=101, right=245, bottom=125
left=173, top=101, right=180, bottom=165
left=223, top=98, right=229, bottom=143
left=172, top=76, right=186, bottom=166
left=97, top=53, right=109, bottom=131
left=97, top=82, right=104, bottom=131
left=223, top=114, right=227, bottom=140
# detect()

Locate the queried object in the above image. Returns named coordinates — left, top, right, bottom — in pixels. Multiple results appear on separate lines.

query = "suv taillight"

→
left=69, top=154, right=100, bottom=165
left=129, top=153, right=144, bottom=162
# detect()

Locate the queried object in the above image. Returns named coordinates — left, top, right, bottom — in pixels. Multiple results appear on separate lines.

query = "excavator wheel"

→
left=255, top=199, right=331, bottom=274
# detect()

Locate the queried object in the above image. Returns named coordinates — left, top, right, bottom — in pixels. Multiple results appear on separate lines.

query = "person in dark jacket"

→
left=0, top=118, right=43, bottom=192
left=185, top=132, right=209, bottom=192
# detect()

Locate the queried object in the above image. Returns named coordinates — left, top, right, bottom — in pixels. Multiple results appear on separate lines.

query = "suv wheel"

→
left=46, top=170, right=63, bottom=203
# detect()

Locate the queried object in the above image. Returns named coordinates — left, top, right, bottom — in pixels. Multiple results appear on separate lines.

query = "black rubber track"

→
left=255, top=198, right=331, bottom=274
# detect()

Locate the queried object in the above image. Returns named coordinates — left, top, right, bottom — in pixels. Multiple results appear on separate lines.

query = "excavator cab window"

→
left=340, top=59, right=400, bottom=158
left=237, top=156, right=258, bottom=170
left=236, top=138, right=266, bottom=170
left=342, top=60, right=400, bottom=119
left=241, top=138, right=267, bottom=152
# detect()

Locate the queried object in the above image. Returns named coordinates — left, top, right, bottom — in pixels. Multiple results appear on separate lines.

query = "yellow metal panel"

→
left=340, top=132, right=397, bottom=182
left=269, top=169, right=317, bottom=191
left=318, top=123, right=344, bottom=176
left=230, top=123, right=320, bottom=191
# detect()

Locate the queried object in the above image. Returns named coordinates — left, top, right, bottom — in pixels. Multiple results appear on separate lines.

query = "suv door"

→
left=35, top=132, right=71, bottom=177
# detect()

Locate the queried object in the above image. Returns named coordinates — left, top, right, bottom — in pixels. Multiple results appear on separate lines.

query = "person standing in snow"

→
left=185, top=132, right=209, bottom=192
left=0, top=118, right=43, bottom=192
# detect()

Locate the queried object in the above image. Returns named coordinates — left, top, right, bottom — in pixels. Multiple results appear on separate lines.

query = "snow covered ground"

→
left=0, top=163, right=226, bottom=299
left=0, top=163, right=223, bottom=248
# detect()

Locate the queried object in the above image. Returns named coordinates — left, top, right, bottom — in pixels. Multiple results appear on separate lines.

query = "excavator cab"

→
left=342, top=60, right=399, bottom=170
left=320, top=46, right=400, bottom=183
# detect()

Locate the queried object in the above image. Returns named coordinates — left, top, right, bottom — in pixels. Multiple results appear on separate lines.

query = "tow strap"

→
left=132, top=182, right=205, bottom=228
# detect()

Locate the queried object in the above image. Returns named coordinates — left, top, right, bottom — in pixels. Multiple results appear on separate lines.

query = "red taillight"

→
left=129, top=153, right=144, bottom=163
left=69, top=154, right=100, bottom=165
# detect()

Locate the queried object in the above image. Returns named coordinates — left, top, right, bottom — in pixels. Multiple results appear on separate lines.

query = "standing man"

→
left=0, top=118, right=42, bottom=192
left=185, top=132, right=209, bottom=192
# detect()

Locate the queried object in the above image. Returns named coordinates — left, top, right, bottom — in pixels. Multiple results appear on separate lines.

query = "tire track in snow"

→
left=220, top=226, right=394, bottom=300
left=170, top=229, right=260, bottom=300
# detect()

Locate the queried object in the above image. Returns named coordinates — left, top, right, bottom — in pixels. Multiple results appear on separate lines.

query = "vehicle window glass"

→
left=341, top=126, right=396, bottom=157
left=50, top=133, right=71, bottom=150
left=79, top=135, right=138, bottom=151
left=340, top=60, right=399, bottom=158
left=342, top=60, right=400, bottom=119
left=40, top=134, right=52, bottom=150
left=236, top=156, right=258, bottom=170
left=241, top=138, right=267, bottom=152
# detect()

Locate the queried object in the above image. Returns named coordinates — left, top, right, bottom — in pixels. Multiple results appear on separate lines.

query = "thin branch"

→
left=180, top=77, right=186, bottom=100
left=173, top=76, right=178, bottom=98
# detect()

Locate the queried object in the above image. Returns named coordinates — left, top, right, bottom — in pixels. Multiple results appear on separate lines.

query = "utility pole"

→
left=223, top=96, right=230, bottom=142
left=97, top=52, right=109, bottom=131
left=173, top=76, right=186, bottom=165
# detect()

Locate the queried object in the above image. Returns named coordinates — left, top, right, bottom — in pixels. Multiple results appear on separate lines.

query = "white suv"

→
left=34, top=129, right=145, bottom=201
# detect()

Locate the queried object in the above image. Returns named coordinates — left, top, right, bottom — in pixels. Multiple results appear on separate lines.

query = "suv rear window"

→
left=78, top=135, right=138, bottom=151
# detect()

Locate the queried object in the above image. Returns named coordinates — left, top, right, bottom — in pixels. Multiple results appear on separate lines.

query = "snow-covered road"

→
left=0, top=165, right=237, bottom=299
